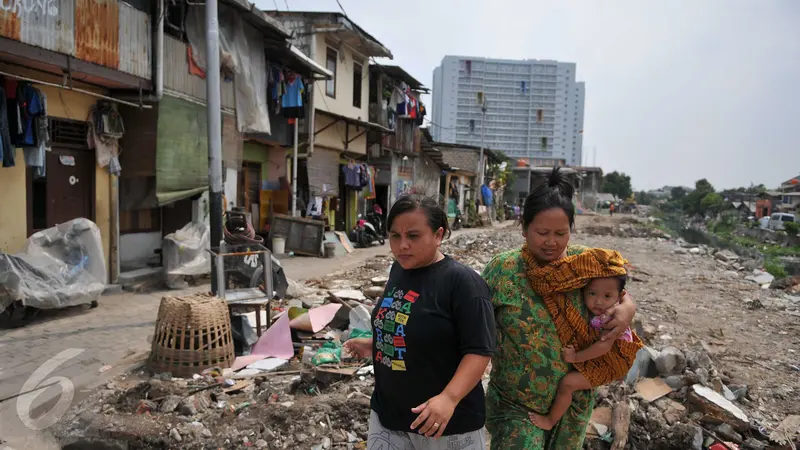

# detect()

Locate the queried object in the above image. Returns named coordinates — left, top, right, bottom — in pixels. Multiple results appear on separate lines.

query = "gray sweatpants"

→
left=367, top=410, right=487, bottom=450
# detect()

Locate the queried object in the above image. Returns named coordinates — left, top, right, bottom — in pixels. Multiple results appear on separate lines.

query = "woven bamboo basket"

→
left=147, top=293, right=234, bottom=377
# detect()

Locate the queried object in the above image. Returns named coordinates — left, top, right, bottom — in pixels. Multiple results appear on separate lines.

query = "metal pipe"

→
left=292, top=119, right=299, bottom=217
left=0, top=70, right=152, bottom=109
left=308, top=31, right=316, bottom=157
left=155, top=0, right=164, bottom=100
left=206, top=0, right=224, bottom=295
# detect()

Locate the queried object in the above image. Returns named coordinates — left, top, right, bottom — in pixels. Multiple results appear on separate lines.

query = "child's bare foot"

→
left=528, top=412, right=555, bottom=430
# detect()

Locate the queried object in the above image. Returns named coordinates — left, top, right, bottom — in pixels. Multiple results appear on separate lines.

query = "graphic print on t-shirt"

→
left=373, top=286, right=418, bottom=371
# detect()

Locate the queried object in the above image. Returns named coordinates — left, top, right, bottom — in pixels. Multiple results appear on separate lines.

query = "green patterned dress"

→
left=482, top=246, right=594, bottom=449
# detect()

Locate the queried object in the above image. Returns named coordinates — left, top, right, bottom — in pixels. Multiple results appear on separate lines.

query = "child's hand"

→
left=563, top=345, right=577, bottom=363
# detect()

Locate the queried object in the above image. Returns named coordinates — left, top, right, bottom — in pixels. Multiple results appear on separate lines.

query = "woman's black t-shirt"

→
left=369, top=256, right=496, bottom=435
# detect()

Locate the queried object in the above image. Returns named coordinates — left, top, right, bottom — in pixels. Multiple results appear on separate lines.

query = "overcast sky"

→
left=261, top=0, right=800, bottom=191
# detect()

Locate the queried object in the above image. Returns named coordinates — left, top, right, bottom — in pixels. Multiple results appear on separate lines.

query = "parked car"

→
left=768, top=212, right=795, bottom=231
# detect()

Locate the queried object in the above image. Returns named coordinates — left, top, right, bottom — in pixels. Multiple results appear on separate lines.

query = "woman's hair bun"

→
left=547, top=167, right=575, bottom=200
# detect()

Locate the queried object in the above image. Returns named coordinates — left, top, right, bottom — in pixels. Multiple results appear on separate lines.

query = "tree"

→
left=700, top=192, right=725, bottom=215
left=670, top=187, right=687, bottom=201
left=635, top=191, right=655, bottom=205
left=602, top=172, right=633, bottom=201
left=684, top=179, right=718, bottom=217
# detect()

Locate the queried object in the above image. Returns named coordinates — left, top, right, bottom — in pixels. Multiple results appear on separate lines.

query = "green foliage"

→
left=670, top=187, right=687, bottom=200
left=601, top=172, right=633, bottom=201
left=784, top=222, right=800, bottom=236
left=764, top=259, right=788, bottom=279
left=635, top=191, right=655, bottom=205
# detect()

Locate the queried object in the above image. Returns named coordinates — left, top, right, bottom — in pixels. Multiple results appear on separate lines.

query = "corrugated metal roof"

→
left=0, top=6, right=22, bottom=41
left=164, top=35, right=236, bottom=109
left=75, top=0, right=120, bottom=68
left=19, top=0, right=75, bottom=55
left=118, top=2, right=150, bottom=79
left=1, top=0, right=151, bottom=82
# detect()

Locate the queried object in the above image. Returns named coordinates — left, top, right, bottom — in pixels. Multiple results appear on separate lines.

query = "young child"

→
left=529, top=274, right=634, bottom=430
left=513, top=201, right=522, bottom=225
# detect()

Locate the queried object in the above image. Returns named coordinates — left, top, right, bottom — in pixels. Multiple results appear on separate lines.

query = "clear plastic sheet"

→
left=163, top=222, right=211, bottom=289
left=0, top=218, right=106, bottom=311
left=185, top=5, right=270, bottom=135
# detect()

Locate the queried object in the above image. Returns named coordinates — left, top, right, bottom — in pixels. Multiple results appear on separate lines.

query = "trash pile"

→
left=586, top=337, right=799, bottom=450
left=56, top=274, right=388, bottom=449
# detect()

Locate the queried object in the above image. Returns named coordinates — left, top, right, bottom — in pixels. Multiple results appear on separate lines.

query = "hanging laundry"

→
left=306, top=196, right=323, bottom=217
left=22, top=87, right=49, bottom=177
left=282, top=73, right=305, bottom=119
left=16, top=82, right=42, bottom=148
left=0, top=76, right=14, bottom=168
left=416, top=103, right=427, bottom=126
left=87, top=102, right=122, bottom=176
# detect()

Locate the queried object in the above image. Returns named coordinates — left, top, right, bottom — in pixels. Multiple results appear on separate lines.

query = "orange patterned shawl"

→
left=523, top=245, right=643, bottom=387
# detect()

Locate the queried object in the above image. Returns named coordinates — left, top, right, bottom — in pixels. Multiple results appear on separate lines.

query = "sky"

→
left=258, top=0, right=800, bottom=191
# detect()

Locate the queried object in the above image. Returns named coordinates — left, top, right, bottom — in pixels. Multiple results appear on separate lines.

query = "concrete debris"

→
left=745, top=270, right=775, bottom=286
left=688, top=384, right=749, bottom=432
left=715, top=250, right=740, bottom=263
left=655, top=346, right=687, bottom=376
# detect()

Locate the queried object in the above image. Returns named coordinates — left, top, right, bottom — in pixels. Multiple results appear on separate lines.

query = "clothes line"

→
left=0, top=70, right=153, bottom=110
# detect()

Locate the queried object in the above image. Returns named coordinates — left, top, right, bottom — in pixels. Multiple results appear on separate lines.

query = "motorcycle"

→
left=366, top=204, right=386, bottom=238
left=350, top=214, right=385, bottom=248
left=452, top=207, right=464, bottom=231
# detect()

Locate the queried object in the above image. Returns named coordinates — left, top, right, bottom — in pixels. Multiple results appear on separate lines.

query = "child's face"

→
left=584, top=278, right=622, bottom=316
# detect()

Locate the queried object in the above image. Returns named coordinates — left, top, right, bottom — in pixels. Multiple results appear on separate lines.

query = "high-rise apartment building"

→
left=432, top=56, right=585, bottom=167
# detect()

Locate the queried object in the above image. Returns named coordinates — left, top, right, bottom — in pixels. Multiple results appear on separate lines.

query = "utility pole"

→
left=291, top=119, right=299, bottom=217
left=592, top=145, right=597, bottom=167
left=478, top=93, right=487, bottom=186
left=206, top=0, right=223, bottom=295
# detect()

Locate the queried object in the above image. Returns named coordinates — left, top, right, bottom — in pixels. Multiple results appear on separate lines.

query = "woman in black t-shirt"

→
left=344, top=194, right=496, bottom=449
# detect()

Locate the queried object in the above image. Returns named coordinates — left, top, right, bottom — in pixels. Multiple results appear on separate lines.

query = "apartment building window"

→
left=542, top=137, right=548, bottom=150
left=325, top=48, right=337, bottom=97
left=537, top=109, right=543, bottom=122
left=352, top=62, right=363, bottom=108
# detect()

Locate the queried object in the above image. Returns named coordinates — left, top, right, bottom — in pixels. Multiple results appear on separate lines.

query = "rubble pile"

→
left=53, top=218, right=800, bottom=450
left=57, top=365, right=375, bottom=449
left=578, top=216, right=672, bottom=240
left=585, top=336, right=800, bottom=449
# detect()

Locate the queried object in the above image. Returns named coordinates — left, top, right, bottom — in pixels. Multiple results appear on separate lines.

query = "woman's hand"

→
left=562, top=345, right=577, bottom=363
left=410, top=393, right=458, bottom=438
left=342, top=337, right=373, bottom=359
left=600, top=291, right=636, bottom=342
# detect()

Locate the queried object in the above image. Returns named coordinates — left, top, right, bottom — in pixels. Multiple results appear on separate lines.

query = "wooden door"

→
left=45, top=148, right=95, bottom=228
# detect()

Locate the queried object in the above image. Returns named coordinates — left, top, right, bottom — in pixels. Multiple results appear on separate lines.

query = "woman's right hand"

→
left=343, top=337, right=373, bottom=359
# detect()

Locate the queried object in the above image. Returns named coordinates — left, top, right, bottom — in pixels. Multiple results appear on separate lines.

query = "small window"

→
left=352, top=62, right=363, bottom=108
left=782, top=215, right=794, bottom=222
left=536, top=109, right=543, bottom=122
left=469, top=119, right=475, bottom=132
left=325, top=48, right=337, bottom=97
left=541, top=137, right=548, bottom=150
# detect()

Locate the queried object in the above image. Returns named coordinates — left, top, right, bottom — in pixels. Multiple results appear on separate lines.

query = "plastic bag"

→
left=311, top=342, right=342, bottom=366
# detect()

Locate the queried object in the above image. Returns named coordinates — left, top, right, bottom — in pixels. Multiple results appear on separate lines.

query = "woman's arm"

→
left=410, top=354, right=491, bottom=438
left=564, top=339, right=616, bottom=363
left=600, top=291, right=636, bottom=341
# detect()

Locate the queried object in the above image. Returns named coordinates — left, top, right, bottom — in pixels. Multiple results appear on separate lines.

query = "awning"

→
left=264, top=40, right=334, bottom=80
left=315, top=109, right=393, bottom=152
left=316, top=109, right=393, bottom=133
left=371, top=64, right=428, bottom=92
